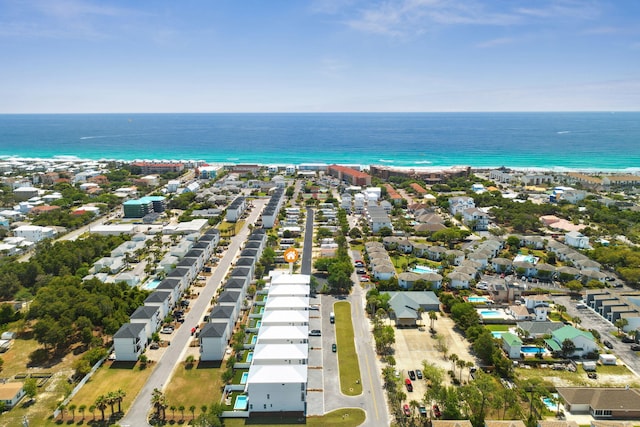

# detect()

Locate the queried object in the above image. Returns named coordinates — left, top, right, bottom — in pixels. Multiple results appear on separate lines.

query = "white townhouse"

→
left=246, top=364, right=307, bottom=416
left=129, top=305, right=162, bottom=339
left=251, top=343, right=308, bottom=365
left=113, top=323, right=146, bottom=361
left=448, top=196, right=475, bottom=216
left=143, top=291, right=172, bottom=320
left=199, top=322, right=232, bottom=362
left=261, top=310, right=309, bottom=327
left=264, top=296, right=309, bottom=312
left=13, top=225, right=55, bottom=242
left=462, top=207, right=489, bottom=231
left=256, top=325, right=309, bottom=345
left=565, top=231, right=591, bottom=249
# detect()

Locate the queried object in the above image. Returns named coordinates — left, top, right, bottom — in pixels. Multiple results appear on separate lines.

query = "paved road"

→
left=555, top=295, right=640, bottom=377
left=120, top=199, right=266, bottom=426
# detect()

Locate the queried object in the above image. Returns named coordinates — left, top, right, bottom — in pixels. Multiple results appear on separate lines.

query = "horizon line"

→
left=1, top=110, right=639, bottom=115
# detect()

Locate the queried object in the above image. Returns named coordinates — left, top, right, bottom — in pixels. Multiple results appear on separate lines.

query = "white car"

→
left=160, top=326, right=174, bottom=334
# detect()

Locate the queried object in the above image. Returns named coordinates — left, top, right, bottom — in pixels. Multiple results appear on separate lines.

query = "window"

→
left=301, top=392, right=305, bottom=401
left=267, top=394, right=270, bottom=400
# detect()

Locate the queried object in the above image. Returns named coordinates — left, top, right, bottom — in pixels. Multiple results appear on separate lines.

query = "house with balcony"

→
left=199, top=322, right=232, bottom=362
left=113, top=323, right=146, bottom=361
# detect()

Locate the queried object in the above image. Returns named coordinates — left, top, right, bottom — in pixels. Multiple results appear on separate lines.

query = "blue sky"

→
left=0, top=0, right=638, bottom=113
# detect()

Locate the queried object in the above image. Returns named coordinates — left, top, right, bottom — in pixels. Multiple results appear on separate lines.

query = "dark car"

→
left=433, top=405, right=441, bottom=418
left=621, top=336, right=635, bottom=343
left=415, top=369, right=423, bottom=379
left=604, top=340, right=614, bottom=349
left=405, top=378, right=413, bottom=392
left=332, top=343, right=337, bottom=352
left=309, top=330, right=322, bottom=336
left=408, top=370, right=416, bottom=380
left=631, top=344, right=640, bottom=351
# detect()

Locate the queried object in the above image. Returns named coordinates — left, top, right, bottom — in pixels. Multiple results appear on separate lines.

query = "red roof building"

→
left=327, top=165, right=371, bottom=186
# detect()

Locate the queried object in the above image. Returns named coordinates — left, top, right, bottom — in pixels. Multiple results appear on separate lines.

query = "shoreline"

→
left=1, top=155, right=639, bottom=175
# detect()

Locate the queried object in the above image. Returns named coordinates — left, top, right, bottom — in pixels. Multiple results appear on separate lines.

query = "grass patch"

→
left=334, top=301, right=362, bottom=396
left=65, top=360, right=154, bottom=420
left=224, top=408, right=366, bottom=426
left=1, top=339, right=83, bottom=427
left=163, top=361, right=224, bottom=412
left=484, top=324, right=511, bottom=332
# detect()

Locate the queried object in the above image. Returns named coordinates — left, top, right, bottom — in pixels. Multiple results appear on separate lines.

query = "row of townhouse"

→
left=199, top=229, right=268, bottom=361
left=113, top=228, right=220, bottom=361
left=585, top=289, right=640, bottom=334
left=226, top=272, right=311, bottom=417
left=261, top=187, right=285, bottom=229
left=365, top=241, right=396, bottom=282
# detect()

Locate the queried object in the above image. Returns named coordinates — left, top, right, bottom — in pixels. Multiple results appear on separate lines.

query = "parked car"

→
left=408, top=370, right=416, bottom=380
left=604, top=340, right=614, bottom=349
left=309, top=304, right=320, bottom=310
left=415, top=369, right=423, bottom=379
left=359, top=275, right=370, bottom=282
left=332, top=343, right=337, bottom=352
left=309, top=329, right=322, bottom=336
left=403, top=404, right=411, bottom=417
left=419, top=406, right=427, bottom=417
left=631, top=344, right=640, bottom=351
left=405, top=378, right=413, bottom=392
left=149, top=342, right=159, bottom=349
left=433, top=404, right=441, bottom=418
left=621, top=336, right=635, bottom=343
left=161, top=326, right=174, bottom=334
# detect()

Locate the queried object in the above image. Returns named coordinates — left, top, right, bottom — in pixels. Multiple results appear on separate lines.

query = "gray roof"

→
left=130, top=305, right=158, bottom=320
left=385, top=291, right=440, bottom=320
left=144, top=290, right=172, bottom=303
left=114, top=322, right=145, bottom=339
left=200, top=322, right=228, bottom=338
left=517, top=321, right=565, bottom=336
left=209, top=305, right=235, bottom=319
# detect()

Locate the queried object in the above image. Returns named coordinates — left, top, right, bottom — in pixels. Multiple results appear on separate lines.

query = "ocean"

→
left=0, top=112, right=638, bottom=171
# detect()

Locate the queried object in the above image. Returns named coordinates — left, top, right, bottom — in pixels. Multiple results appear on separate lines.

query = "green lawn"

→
left=164, top=361, right=225, bottom=412
left=224, top=408, right=366, bottom=426
left=484, top=324, right=511, bottom=332
left=334, top=301, right=363, bottom=396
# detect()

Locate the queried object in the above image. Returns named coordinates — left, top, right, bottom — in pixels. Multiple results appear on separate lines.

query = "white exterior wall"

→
left=200, top=332, right=230, bottom=361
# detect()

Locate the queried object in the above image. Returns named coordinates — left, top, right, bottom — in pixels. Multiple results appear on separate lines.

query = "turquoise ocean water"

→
left=0, top=112, right=638, bottom=171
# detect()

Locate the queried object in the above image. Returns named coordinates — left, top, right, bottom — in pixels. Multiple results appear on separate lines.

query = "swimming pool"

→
left=234, top=395, right=248, bottom=411
left=491, top=331, right=504, bottom=339
left=480, top=310, right=502, bottom=316
left=256, top=320, right=262, bottom=329
left=521, top=346, right=546, bottom=354
left=246, top=351, right=254, bottom=362
left=514, top=254, right=539, bottom=264
left=240, top=371, right=249, bottom=384
left=251, top=335, right=257, bottom=345
left=542, top=393, right=559, bottom=411
left=143, top=279, right=161, bottom=290
left=412, top=265, right=437, bottom=274
left=468, top=296, right=489, bottom=303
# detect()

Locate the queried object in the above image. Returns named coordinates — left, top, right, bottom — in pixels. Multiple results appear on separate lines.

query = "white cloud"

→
left=333, top=0, right=602, bottom=38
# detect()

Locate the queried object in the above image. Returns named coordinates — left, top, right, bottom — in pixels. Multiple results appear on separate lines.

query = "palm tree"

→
left=151, top=388, right=168, bottom=421
left=58, top=404, right=66, bottom=421
left=429, top=311, right=438, bottom=330
left=106, top=391, right=116, bottom=415
left=114, top=388, right=126, bottom=413
left=201, top=404, right=208, bottom=417
left=190, top=404, right=196, bottom=420
left=89, top=404, right=96, bottom=421
left=449, top=353, right=459, bottom=375
left=95, top=395, right=108, bottom=421
left=170, top=405, right=176, bottom=420
left=417, top=307, right=425, bottom=328
left=457, top=359, right=466, bottom=383
left=179, top=404, right=185, bottom=420
left=68, top=404, right=77, bottom=421
left=79, top=404, right=86, bottom=421
left=466, top=361, right=475, bottom=382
